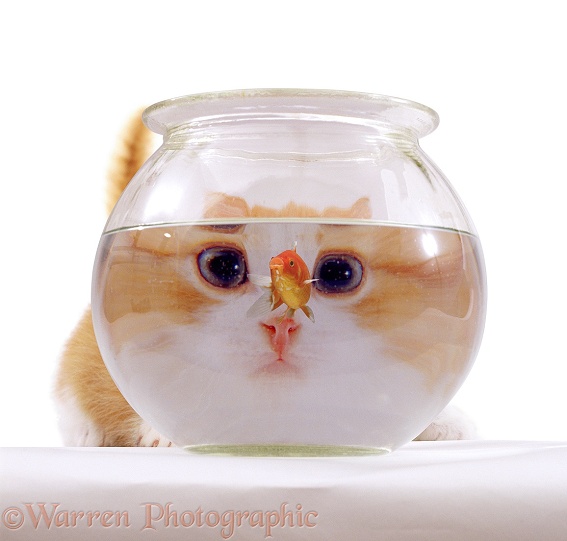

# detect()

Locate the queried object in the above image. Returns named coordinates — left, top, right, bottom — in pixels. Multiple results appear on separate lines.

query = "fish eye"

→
left=289, top=260, right=295, bottom=267
left=197, top=247, right=247, bottom=288
left=314, top=254, right=363, bottom=294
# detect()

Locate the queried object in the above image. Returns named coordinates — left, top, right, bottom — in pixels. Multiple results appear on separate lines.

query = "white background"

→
left=1, top=1, right=565, bottom=446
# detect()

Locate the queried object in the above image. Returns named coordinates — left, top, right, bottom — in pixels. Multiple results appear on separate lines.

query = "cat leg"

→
left=55, top=389, right=107, bottom=446
left=414, top=404, right=477, bottom=441
left=56, top=383, right=174, bottom=447
left=55, top=308, right=174, bottom=447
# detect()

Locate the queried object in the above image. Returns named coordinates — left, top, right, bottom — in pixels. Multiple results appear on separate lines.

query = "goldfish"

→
left=247, top=242, right=316, bottom=322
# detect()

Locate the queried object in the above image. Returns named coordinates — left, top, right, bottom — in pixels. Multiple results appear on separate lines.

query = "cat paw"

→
left=134, top=423, right=174, bottom=447
left=414, top=405, right=477, bottom=441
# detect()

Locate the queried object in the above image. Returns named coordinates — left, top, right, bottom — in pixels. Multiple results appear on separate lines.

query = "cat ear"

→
left=204, top=193, right=250, bottom=219
left=321, top=197, right=372, bottom=220
left=351, top=197, right=372, bottom=219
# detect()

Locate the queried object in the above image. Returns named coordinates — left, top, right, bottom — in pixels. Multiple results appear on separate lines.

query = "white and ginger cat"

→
left=54, top=112, right=479, bottom=447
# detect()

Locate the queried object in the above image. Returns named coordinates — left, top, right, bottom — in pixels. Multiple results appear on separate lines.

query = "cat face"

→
left=92, top=193, right=484, bottom=448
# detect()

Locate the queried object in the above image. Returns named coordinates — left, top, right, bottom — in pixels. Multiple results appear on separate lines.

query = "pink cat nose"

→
left=261, top=317, right=299, bottom=361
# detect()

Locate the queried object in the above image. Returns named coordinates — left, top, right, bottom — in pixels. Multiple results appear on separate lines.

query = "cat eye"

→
left=197, top=247, right=247, bottom=288
left=314, top=254, right=363, bottom=294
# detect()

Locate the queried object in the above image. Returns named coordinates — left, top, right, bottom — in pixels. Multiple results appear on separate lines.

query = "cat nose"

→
left=261, top=317, right=300, bottom=360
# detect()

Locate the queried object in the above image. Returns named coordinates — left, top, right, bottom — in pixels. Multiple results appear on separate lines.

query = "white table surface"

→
left=2, top=441, right=567, bottom=540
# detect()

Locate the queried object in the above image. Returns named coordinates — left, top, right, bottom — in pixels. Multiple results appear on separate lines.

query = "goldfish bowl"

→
left=91, top=89, right=486, bottom=456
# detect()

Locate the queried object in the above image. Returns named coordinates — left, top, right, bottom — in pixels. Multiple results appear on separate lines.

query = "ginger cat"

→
left=54, top=111, right=478, bottom=447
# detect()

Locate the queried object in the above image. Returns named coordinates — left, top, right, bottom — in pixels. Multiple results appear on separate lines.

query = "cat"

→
left=54, top=111, right=480, bottom=448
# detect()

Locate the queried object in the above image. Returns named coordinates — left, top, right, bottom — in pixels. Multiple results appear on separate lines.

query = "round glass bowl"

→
left=92, top=89, right=486, bottom=456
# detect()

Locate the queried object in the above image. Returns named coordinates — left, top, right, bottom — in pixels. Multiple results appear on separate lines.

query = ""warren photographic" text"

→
left=2, top=501, right=319, bottom=539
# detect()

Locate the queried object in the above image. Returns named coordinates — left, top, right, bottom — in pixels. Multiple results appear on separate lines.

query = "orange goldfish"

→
left=247, top=243, right=316, bottom=322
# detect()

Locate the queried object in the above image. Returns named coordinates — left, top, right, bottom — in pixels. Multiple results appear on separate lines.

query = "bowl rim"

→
left=143, top=88, right=440, bottom=138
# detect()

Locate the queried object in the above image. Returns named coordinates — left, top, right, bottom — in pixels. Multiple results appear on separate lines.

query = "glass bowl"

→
left=91, top=89, right=486, bottom=456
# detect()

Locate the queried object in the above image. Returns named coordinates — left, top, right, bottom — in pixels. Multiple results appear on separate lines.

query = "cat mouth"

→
left=253, top=358, right=301, bottom=378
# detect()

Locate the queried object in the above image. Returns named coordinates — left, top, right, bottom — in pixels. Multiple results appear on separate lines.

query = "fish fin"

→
left=246, top=291, right=274, bottom=318
left=277, top=307, right=295, bottom=323
left=302, top=278, right=319, bottom=285
left=247, top=274, right=273, bottom=288
left=301, top=305, right=315, bottom=323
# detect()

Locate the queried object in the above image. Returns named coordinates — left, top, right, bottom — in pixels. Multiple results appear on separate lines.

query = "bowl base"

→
left=183, top=444, right=391, bottom=457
